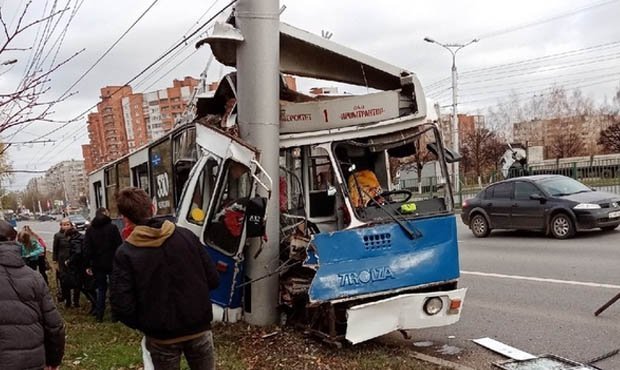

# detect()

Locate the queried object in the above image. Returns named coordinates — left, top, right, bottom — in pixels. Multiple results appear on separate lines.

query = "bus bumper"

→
left=345, top=288, right=467, bottom=344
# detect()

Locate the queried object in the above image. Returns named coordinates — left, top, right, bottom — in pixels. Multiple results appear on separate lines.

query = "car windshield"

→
left=69, top=215, right=86, bottom=222
left=536, top=176, right=591, bottom=196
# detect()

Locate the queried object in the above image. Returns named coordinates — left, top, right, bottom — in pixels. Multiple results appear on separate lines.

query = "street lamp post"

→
left=424, top=37, right=477, bottom=194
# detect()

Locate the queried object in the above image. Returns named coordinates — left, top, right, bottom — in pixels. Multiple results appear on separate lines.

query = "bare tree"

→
left=0, top=1, right=82, bottom=133
left=461, top=127, right=505, bottom=185
left=392, top=136, right=434, bottom=192
left=548, top=130, right=584, bottom=158
left=598, top=121, right=620, bottom=153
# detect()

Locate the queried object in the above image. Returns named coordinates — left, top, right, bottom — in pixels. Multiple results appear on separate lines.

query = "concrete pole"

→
left=424, top=37, right=477, bottom=194
left=235, top=0, right=280, bottom=326
left=451, top=55, right=460, bottom=194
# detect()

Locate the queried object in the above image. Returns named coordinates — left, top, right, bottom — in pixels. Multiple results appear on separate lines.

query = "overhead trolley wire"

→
left=424, top=40, right=620, bottom=93
left=32, top=0, right=235, bottom=145
left=57, top=0, right=161, bottom=101
left=475, top=0, right=620, bottom=40
left=133, top=0, right=222, bottom=90
left=27, top=0, right=163, bottom=146
left=28, top=0, right=236, bottom=168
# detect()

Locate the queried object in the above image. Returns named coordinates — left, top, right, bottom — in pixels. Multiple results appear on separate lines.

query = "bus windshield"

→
left=333, top=123, right=451, bottom=222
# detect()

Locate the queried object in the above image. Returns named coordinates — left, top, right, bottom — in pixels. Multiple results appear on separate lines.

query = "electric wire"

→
left=475, top=0, right=620, bottom=40
left=57, top=0, right=161, bottom=101
left=28, top=0, right=235, bottom=168
left=6, top=0, right=85, bottom=142
left=425, top=40, right=620, bottom=92
left=133, top=0, right=221, bottom=90
left=30, top=0, right=234, bottom=147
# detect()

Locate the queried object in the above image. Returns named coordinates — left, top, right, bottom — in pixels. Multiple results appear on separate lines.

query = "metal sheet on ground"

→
left=494, top=354, right=598, bottom=370
left=473, top=338, right=536, bottom=361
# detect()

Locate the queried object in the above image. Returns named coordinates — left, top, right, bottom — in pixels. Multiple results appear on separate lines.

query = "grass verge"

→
left=53, top=281, right=448, bottom=369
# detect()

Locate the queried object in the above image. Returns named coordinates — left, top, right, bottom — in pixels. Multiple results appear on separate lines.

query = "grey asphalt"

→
left=386, top=222, right=620, bottom=369
left=19, top=220, right=620, bottom=369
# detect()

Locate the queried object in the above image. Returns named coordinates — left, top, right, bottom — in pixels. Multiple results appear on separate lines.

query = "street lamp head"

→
left=423, top=37, right=436, bottom=44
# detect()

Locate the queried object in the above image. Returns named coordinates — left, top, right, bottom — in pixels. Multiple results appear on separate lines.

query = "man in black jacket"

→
left=110, top=187, right=220, bottom=370
left=84, top=207, right=122, bottom=322
left=0, top=220, right=65, bottom=369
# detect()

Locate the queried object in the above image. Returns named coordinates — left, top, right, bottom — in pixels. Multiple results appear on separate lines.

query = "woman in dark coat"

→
left=52, top=218, right=73, bottom=306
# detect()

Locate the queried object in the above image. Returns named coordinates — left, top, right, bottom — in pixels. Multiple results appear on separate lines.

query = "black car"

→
left=461, top=175, right=620, bottom=239
left=69, top=214, right=90, bottom=231
left=38, top=214, right=56, bottom=222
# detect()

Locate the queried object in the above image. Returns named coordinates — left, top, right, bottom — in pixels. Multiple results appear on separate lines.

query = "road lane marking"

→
left=461, top=270, right=620, bottom=290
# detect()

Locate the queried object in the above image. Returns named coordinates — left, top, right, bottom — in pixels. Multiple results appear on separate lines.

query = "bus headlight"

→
left=423, top=297, right=444, bottom=315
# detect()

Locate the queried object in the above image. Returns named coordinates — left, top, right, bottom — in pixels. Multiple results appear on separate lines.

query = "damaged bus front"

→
left=277, top=116, right=466, bottom=344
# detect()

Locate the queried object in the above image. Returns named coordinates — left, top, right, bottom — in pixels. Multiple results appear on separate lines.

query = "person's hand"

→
left=86, top=268, right=93, bottom=276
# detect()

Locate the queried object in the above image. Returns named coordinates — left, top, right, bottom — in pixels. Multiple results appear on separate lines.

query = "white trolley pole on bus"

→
left=236, top=0, right=280, bottom=326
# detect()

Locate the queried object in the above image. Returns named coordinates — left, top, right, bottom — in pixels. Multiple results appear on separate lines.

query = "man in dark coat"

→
left=0, top=220, right=65, bottom=369
left=110, top=187, right=219, bottom=370
left=66, top=227, right=96, bottom=313
left=84, top=207, right=122, bottom=322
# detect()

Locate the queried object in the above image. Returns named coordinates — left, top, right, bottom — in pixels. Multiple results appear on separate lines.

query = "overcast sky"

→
left=2, top=0, right=620, bottom=190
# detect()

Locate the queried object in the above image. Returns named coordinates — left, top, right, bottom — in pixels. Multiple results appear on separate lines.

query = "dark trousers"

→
left=62, top=285, right=81, bottom=307
left=94, top=271, right=110, bottom=319
left=145, top=331, right=215, bottom=370
left=37, top=255, right=48, bottom=284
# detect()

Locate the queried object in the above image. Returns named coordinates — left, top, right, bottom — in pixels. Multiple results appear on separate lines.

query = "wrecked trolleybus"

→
left=88, top=20, right=466, bottom=345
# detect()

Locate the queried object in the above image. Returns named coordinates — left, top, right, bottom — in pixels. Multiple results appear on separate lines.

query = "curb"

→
left=410, top=351, right=477, bottom=370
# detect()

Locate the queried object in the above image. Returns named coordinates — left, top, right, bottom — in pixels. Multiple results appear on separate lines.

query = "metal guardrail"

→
left=402, top=160, right=620, bottom=209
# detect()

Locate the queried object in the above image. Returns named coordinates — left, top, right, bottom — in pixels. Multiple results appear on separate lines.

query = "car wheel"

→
left=550, top=213, right=575, bottom=239
left=470, top=214, right=491, bottom=238
left=601, top=225, right=619, bottom=232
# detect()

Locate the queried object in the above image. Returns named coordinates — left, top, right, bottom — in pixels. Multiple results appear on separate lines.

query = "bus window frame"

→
left=149, top=137, right=174, bottom=216
left=203, top=159, right=253, bottom=257
left=104, top=165, right=119, bottom=218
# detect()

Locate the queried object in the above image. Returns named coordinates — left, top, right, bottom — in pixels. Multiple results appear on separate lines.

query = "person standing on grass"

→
left=17, top=229, right=44, bottom=270
left=22, top=225, right=49, bottom=284
left=110, top=187, right=220, bottom=370
left=84, top=207, right=123, bottom=322
left=0, top=220, right=65, bottom=370
left=52, top=218, right=73, bottom=306
left=65, top=226, right=96, bottom=313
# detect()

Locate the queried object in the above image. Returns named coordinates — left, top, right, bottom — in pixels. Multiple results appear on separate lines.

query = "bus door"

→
left=177, top=125, right=270, bottom=315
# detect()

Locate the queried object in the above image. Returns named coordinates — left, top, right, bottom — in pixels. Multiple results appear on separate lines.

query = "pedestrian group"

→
left=0, top=186, right=220, bottom=370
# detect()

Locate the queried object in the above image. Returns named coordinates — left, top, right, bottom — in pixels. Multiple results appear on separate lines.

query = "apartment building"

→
left=438, top=114, right=483, bottom=149
left=27, top=160, right=88, bottom=207
left=82, top=77, right=199, bottom=173
left=513, top=115, right=615, bottom=158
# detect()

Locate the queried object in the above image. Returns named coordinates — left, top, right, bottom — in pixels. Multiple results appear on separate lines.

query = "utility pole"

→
left=424, top=37, right=477, bottom=193
left=236, top=0, right=280, bottom=326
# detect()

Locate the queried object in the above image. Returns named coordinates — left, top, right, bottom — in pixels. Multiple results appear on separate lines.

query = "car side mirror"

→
left=530, top=193, right=546, bottom=202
